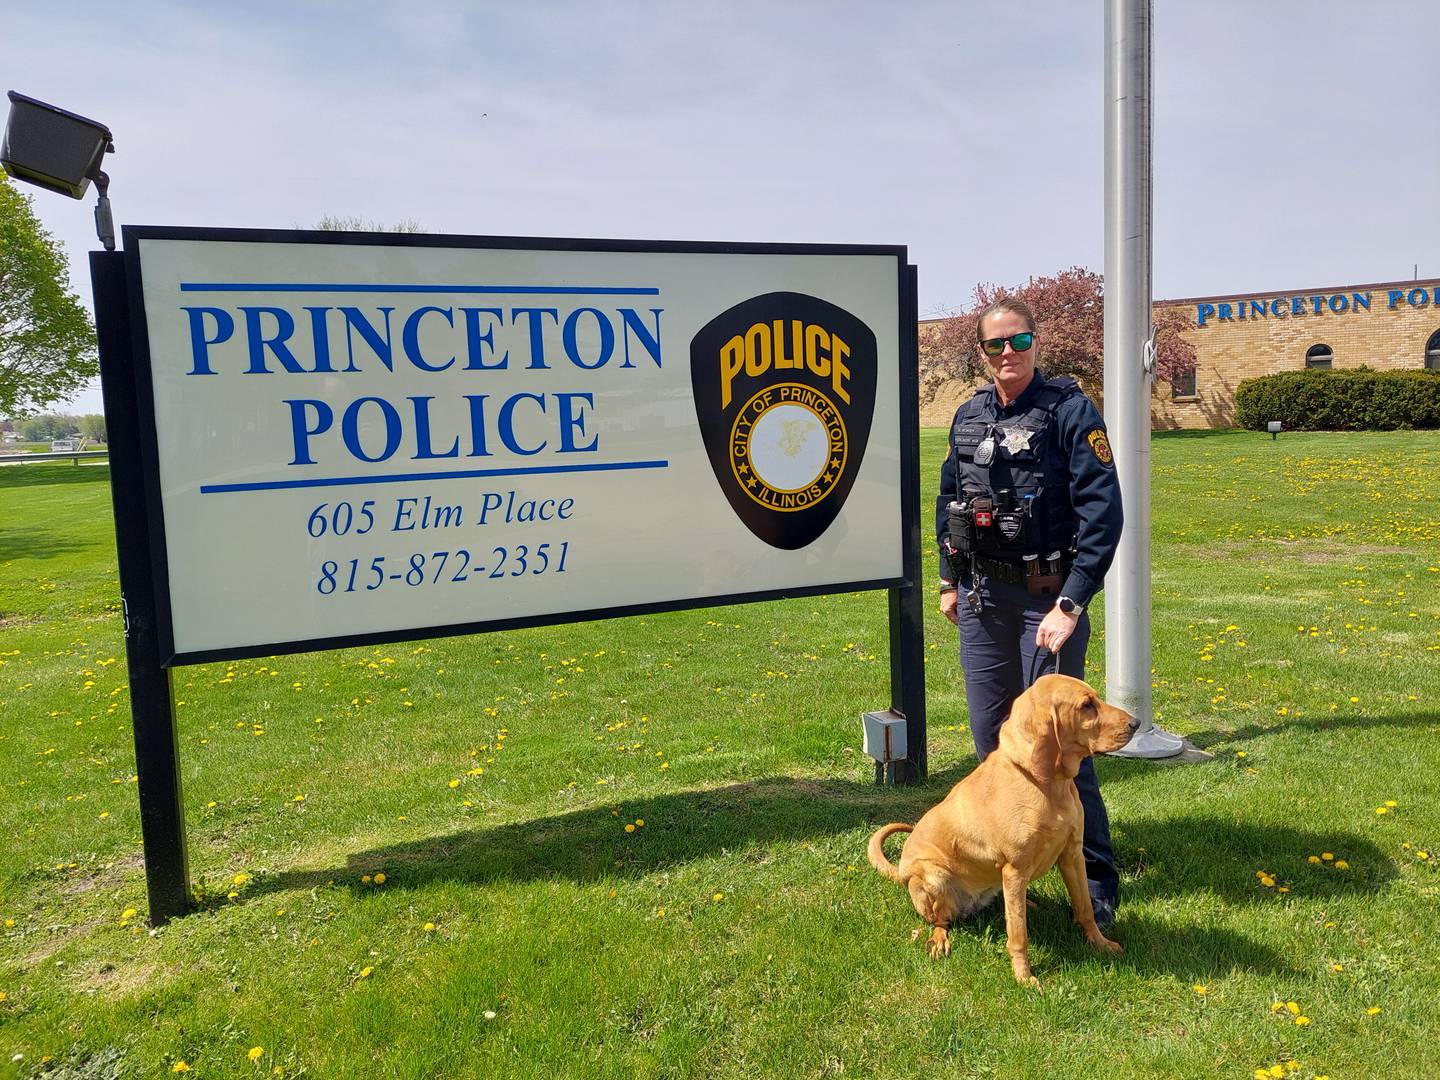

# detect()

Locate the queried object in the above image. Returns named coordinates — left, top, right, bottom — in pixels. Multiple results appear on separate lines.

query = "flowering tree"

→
left=919, top=267, right=1196, bottom=404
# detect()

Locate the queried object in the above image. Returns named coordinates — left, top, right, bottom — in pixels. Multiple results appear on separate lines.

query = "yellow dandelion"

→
left=1331, top=964, right=1343, bottom=972
left=448, top=779, right=460, bottom=789
left=1193, top=984, right=1207, bottom=995
left=656, top=908, right=666, bottom=918
left=121, top=907, right=138, bottom=920
left=635, top=819, right=645, bottom=827
left=1376, top=807, right=1389, bottom=815
left=3, top=919, right=13, bottom=928
left=248, top=1046, right=265, bottom=1062
left=172, top=1064, right=190, bottom=1073
left=1367, top=1006, right=1382, bottom=1016
left=624, top=824, right=636, bottom=833
left=361, top=874, right=371, bottom=884
left=1294, top=1015, right=1310, bottom=1026
left=1418, top=851, right=1430, bottom=860
left=233, top=873, right=249, bottom=886
left=1385, top=800, right=1398, bottom=808
left=373, top=872, right=386, bottom=884
left=423, top=922, right=436, bottom=932
left=1321, top=852, right=1334, bottom=861
left=1334, top=860, right=1349, bottom=870
left=1286, top=1001, right=1300, bottom=1014
left=1269, top=1067, right=1285, bottom=1079
left=712, top=892, right=725, bottom=902
left=358, top=966, right=372, bottom=978
left=1308, top=855, right=1321, bottom=864
left=1236, top=751, right=1246, bottom=758
left=0, top=991, right=7, bottom=1002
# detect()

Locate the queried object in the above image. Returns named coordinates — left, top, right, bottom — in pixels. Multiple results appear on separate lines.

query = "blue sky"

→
left=7, top=0, right=1438, bottom=413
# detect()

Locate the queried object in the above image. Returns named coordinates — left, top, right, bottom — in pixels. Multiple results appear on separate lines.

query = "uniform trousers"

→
left=955, top=577, right=1119, bottom=899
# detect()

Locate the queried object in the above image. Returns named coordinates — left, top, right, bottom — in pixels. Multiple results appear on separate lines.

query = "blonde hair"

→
left=976, top=298, right=1037, bottom=341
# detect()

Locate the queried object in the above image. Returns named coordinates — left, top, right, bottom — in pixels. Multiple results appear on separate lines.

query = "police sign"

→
left=122, top=228, right=909, bottom=663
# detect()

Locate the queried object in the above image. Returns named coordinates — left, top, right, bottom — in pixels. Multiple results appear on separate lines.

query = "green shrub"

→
left=1234, top=368, right=1440, bottom=430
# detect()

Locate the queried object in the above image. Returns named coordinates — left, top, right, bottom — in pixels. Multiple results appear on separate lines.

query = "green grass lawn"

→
left=1, top=430, right=1438, bottom=1079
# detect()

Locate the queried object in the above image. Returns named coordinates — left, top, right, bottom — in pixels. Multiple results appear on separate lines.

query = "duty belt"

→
left=970, top=554, right=1071, bottom=591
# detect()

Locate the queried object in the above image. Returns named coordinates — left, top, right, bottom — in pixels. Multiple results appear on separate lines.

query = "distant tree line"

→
left=2, top=413, right=106, bottom=443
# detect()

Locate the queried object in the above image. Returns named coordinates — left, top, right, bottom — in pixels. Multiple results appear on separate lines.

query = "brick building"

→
left=1153, top=276, right=1440, bottom=428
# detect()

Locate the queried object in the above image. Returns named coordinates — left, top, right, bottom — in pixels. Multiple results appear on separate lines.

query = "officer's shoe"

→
left=1088, top=891, right=1118, bottom=932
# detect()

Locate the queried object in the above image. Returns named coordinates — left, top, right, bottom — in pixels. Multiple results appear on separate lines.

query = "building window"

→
left=1426, top=329, right=1440, bottom=371
left=1305, top=344, right=1334, bottom=370
left=1170, top=369, right=1197, bottom=398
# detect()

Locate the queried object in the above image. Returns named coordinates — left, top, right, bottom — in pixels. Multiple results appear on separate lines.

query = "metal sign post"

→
left=92, top=251, right=192, bottom=921
left=883, top=265, right=926, bottom=784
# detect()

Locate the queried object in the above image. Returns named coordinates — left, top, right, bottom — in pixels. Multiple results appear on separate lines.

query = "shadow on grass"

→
left=0, top=526, right=102, bottom=562
left=1021, top=905, right=1295, bottom=979
left=0, top=462, right=111, bottom=490
left=1173, top=709, right=1440, bottom=750
left=248, top=770, right=974, bottom=897
left=1111, top=813, right=1394, bottom=906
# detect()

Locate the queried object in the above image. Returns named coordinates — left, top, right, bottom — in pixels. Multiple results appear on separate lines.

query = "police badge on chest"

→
left=999, top=426, right=1031, bottom=455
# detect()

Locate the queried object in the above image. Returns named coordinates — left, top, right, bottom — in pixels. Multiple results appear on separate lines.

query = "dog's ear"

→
left=1027, top=709, right=1061, bottom=783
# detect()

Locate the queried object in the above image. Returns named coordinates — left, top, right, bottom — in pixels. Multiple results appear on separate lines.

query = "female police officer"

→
left=936, top=297, right=1125, bottom=928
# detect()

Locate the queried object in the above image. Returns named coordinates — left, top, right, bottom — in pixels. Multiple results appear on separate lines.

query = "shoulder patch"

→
left=1087, top=428, right=1114, bottom=467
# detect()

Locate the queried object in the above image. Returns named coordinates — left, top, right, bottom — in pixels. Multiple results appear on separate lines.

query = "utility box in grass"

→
left=862, top=709, right=907, bottom=764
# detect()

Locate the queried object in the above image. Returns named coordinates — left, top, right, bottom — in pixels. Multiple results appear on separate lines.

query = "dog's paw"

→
left=1014, top=972, right=1042, bottom=991
left=1091, top=935, right=1124, bottom=955
left=925, top=928, right=951, bottom=958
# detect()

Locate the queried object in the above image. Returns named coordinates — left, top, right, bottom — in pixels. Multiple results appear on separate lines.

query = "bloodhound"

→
left=867, top=673, right=1138, bottom=988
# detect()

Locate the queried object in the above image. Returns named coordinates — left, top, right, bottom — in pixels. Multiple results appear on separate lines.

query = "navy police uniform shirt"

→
left=936, top=370, right=1124, bottom=609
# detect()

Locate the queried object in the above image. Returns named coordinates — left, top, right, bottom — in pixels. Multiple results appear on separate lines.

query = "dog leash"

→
left=1026, top=645, right=1059, bottom=688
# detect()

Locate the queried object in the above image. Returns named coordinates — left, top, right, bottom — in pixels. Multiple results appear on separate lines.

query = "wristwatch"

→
left=1057, top=596, right=1084, bottom=615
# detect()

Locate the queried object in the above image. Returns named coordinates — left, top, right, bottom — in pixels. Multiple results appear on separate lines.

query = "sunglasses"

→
left=980, top=332, right=1035, bottom=357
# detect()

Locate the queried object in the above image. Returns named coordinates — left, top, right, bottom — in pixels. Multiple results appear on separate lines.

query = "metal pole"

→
left=92, top=250, right=193, bottom=920
left=886, top=264, right=927, bottom=783
left=1103, top=0, right=1183, bottom=757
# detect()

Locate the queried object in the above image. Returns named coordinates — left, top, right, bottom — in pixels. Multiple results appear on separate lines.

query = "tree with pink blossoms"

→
left=919, top=267, right=1196, bottom=406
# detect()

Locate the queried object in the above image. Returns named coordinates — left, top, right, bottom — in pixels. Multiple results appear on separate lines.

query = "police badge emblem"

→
left=999, top=426, right=1031, bottom=454
left=997, top=512, right=1023, bottom=541
left=690, top=292, right=877, bottom=550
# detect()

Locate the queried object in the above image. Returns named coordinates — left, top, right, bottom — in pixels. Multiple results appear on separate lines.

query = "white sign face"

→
left=127, top=231, right=906, bottom=660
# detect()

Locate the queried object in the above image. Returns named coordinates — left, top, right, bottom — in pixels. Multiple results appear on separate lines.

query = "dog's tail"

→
left=867, top=823, right=913, bottom=883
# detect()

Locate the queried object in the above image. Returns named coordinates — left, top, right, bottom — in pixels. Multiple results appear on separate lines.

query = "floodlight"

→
left=2, top=91, right=116, bottom=250
left=2, top=91, right=112, bottom=198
